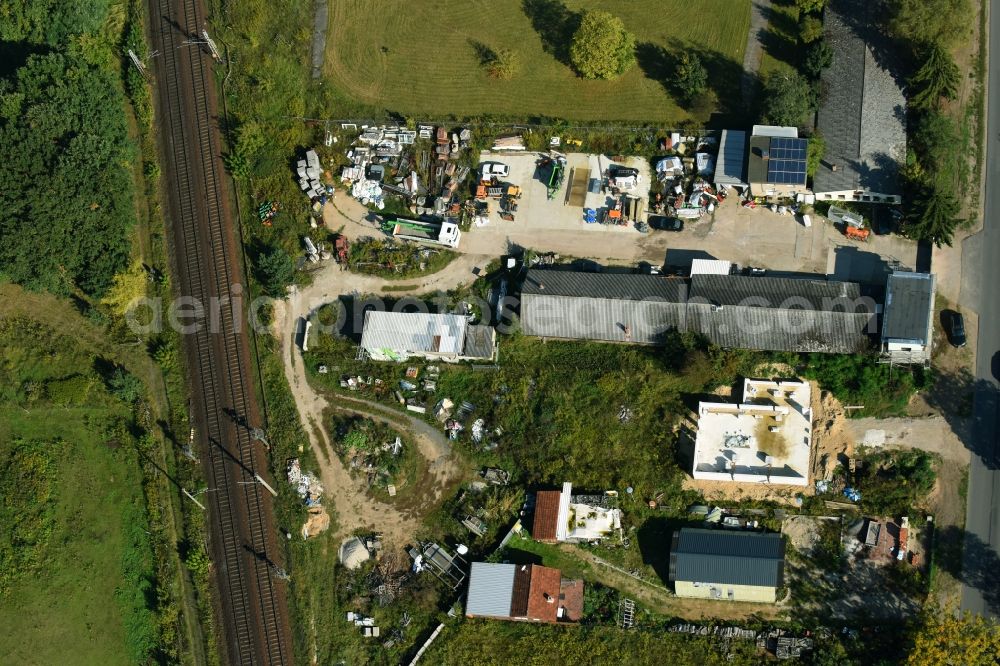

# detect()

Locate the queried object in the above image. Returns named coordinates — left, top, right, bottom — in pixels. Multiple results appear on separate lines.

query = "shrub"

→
left=342, top=428, right=371, bottom=452
left=44, top=375, right=96, bottom=406
left=0, top=440, right=58, bottom=594
left=800, top=16, right=824, bottom=43
left=486, top=49, right=520, bottom=80
left=807, top=134, right=826, bottom=178
left=857, top=449, right=937, bottom=516
left=803, top=40, right=833, bottom=78
left=800, top=353, right=927, bottom=416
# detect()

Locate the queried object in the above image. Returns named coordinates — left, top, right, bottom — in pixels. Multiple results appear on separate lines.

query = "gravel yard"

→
left=325, top=168, right=921, bottom=279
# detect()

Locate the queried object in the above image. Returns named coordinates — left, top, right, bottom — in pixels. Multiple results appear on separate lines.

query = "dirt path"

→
left=273, top=231, right=483, bottom=551
left=742, top=0, right=772, bottom=104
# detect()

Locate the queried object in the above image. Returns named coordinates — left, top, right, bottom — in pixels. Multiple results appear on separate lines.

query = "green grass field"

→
left=0, top=410, right=141, bottom=666
left=0, top=317, right=157, bottom=665
left=325, top=0, right=751, bottom=122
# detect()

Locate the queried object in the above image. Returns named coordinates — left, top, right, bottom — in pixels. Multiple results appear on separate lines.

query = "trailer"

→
left=387, top=217, right=461, bottom=249
left=564, top=167, right=590, bottom=207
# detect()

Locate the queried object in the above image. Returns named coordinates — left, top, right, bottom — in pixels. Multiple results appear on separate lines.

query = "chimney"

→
left=544, top=594, right=554, bottom=604
left=831, top=164, right=839, bottom=172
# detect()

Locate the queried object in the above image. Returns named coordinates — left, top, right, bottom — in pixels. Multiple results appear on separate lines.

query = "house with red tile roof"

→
left=465, top=562, right=583, bottom=623
left=531, top=490, right=562, bottom=542
left=530, top=482, right=621, bottom=544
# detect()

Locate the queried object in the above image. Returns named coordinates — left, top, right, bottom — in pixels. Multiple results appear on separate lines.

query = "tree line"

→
left=889, top=0, right=972, bottom=246
left=0, top=0, right=135, bottom=297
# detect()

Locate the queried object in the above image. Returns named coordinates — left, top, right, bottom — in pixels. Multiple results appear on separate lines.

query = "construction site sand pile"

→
left=302, top=506, right=330, bottom=539
left=339, top=536, right=371, bottom=569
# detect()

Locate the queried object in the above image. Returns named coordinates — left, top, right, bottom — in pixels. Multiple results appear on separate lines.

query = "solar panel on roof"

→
left=765, top=136, right=807, bottom=185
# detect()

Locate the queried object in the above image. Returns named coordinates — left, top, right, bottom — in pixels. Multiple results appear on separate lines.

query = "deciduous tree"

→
left=761, top=71, right=814, bottom=127
left=907, top=610, right=1000, bottom=665
left=101, top=261, right=148, bottom=316
left=569, top=10, right=636, bottom=80
left=889, top=0, right=971, bottom=47
left=0, top=52, right=135, bottom=297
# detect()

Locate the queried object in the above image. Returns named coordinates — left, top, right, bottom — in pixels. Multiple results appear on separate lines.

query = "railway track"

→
left=148, top=0, right=292, bottom=662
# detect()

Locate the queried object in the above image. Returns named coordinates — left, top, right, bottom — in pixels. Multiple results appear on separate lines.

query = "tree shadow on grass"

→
left=636, top=40, right=759, bottom=121
left=758, top=2, right=801, bottom=71
left=521, top=0, right=580, bottom=66
left=468, top=39, right=496, bottom=66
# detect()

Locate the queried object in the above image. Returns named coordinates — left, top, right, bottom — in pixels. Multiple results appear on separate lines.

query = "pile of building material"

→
left=346, top=612, right=380, bottom=638
left=340, top=124, right=470, bottom=212
left=302, top=507, right=330, bottom=538
left=481, top=467, right=510, bottom=486
left=491, top=134, right=524, bottom=151
left=302, top=236, right=332, bottom=263
left=608, top=165, right=641, bottom=191
left=288, top=458, right=329, bottom=538
left=351, top=179, right=385, bottom=208
left=297, top=149, right=331, bottom=203
left=339, top=536, right=372, bottom=569
left=287, top=458, right=324, bottom=507
left=757, top=629, right=815, bottom=659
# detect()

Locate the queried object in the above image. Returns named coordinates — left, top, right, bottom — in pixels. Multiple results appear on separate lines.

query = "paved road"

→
left=961, top=0, right=1000, bottom=619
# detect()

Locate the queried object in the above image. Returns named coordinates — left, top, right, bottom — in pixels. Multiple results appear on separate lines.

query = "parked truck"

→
left=386, top=217, right=461, bottom=249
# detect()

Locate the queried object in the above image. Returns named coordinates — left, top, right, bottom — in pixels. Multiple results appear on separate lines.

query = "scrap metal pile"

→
left=339, top=124, right=472, bottom=220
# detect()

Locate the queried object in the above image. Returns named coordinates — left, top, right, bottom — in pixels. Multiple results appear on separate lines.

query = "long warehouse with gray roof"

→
left=519, top=271, right=688, bottom=344
left=519, top=269, right=884, bottom=354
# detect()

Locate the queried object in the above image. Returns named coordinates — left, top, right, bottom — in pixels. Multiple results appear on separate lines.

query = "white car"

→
left=480, top=161, right=509, bottom=180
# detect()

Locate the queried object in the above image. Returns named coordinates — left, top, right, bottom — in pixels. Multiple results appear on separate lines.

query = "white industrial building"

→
left=692, top=379, right=812, bottom=486
left=359, top=311, right=496, bottom=362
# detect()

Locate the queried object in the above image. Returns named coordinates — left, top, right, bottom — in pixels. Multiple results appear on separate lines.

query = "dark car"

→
left=948, top=311, right=967, bottom=348
left=649, top=215, right=683, bottom=232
